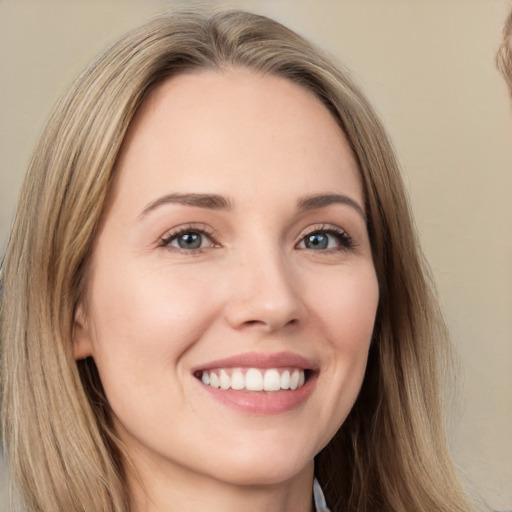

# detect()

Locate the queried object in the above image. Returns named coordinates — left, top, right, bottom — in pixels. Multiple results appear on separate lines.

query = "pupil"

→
left=178, top=233, right=201, bottom=249
left=306, top=233, right=328, bottom=249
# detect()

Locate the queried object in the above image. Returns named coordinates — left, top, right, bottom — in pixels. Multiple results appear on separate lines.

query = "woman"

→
left=0, top=9, right=473, bottom=512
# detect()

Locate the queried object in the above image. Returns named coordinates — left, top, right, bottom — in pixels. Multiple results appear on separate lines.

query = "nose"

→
left=224, top=246, right=304, bottom=333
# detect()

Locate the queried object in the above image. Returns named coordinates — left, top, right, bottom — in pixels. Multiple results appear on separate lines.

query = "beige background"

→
left=1, top=0, right=511, bottom=510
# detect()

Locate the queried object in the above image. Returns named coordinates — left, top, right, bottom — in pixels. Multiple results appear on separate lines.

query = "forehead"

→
left=110, top=69, right=362, bottom=213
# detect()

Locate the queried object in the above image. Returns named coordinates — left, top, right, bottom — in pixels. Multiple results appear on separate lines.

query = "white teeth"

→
left=219, top=369, right=230, bottom=390
left=231, top=369, right=245, bottom=390
left=199, top=368, right=307, bottom=392
left=280, top=370, right=290, bottom=389
left=263, top=369, right=281, bottom=391
left=290, top=370, right=300, bottom=390
left=298, top=371, right=305, bottom=388
left=209, top=372, right=220, bottom=388
left=245, top=368, right=264, bottom=391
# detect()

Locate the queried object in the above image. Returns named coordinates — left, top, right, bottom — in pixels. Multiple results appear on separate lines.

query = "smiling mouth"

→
left=194, top=368, right=310, bottom=392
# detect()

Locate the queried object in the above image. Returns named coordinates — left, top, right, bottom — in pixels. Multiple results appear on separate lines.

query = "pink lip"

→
left=198, top=374, right=317, bottom=414
left=192, top=351, right=319, bottom=372
left=192, top=351, right=319, bottom=415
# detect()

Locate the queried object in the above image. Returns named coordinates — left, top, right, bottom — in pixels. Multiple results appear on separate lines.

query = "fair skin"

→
left=74, top=70, right=379, bottom=512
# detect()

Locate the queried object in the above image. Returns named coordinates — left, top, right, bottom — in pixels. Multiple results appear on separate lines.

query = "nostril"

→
left=240, top=318, right=299, bottom=330
left=224, top=292, right=303, bottom=332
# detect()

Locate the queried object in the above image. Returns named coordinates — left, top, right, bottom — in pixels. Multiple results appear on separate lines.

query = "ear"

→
left=73, top=303, right=94, bottom=360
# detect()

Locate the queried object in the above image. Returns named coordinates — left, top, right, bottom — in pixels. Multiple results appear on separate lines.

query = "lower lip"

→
left=197, top=373, right=317, bottom=414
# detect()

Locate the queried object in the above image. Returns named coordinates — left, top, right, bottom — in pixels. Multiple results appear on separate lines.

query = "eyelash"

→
left=158, top=223, right=354, bottom=254
left=159, top=224, right=218, bottom=254
left=297, top=224, right=355, bottom=252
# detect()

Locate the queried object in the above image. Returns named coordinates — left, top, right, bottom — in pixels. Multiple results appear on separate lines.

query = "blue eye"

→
left=303, top=233, right=331, bottom=249
left=173, top=232, right=204, bottom=249
left=161, top=228, right=214, bottom=251
left=298, top=228, right=353, bottom=251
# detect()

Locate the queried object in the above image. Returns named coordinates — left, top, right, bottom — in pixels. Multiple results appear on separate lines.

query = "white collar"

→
left=313, top=477, right=331, bottom=512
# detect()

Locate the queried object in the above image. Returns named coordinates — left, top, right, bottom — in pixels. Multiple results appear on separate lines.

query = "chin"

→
left=203, top=443, right=315, bottom=487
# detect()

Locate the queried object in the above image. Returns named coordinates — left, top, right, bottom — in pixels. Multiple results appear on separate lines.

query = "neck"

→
left=127, top=455, right=315, bottom=512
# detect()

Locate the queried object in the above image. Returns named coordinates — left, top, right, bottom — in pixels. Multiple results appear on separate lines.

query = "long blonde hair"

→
left=1, top=9, right=472, bottom=511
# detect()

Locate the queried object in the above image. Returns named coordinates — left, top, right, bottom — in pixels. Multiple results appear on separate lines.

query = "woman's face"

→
left=74, top=70, right=379, bottom=488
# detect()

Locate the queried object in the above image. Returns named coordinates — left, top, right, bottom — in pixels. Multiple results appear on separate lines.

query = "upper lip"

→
left=192, top=351, right=319, bottom=372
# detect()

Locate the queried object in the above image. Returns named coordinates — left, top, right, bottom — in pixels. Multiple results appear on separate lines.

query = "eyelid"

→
left=296, top=223, right=354, bottom=250
left=157, top=222, right=354, bottom=254
left=159, top=223, right=219, bottom=253
left=298, top=223, right=348, bottom=239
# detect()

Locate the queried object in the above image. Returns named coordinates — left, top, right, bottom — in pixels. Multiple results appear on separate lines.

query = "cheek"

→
left=330, top=267, right=378, bottom=383
left=82, top=260, right=228, bottom=441
left=306, top=263, right=379, bottom=351
left=85, top=258, right=222, bottom=379
left=303, top=264, right=378, bottom=440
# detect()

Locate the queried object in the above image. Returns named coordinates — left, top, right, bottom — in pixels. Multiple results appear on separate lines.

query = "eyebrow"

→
left=298, top=194, right=366, bottom=221
left=140, top=193, right=232, bottom=217
left=139, top=191, right=365, bottom=221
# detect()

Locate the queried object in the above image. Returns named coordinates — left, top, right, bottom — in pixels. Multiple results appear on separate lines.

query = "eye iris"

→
left=177, top=233, right=202, bottom=249
left=306, top=233, right=328, bottom=250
